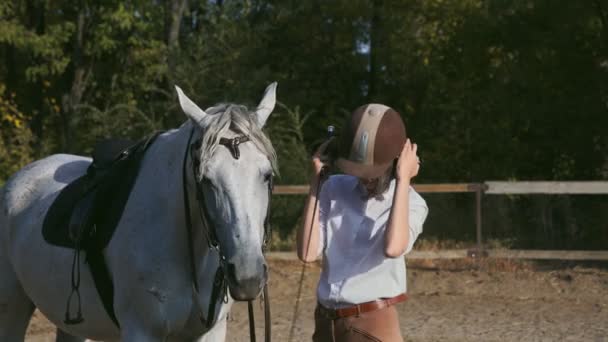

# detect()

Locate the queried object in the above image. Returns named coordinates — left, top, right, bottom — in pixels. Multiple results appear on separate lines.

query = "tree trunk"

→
left=61, top=1, right=90, bottom=152
left=26, top=0, right=47, bottom=153
left=593, top=0, right=608, bottom=46
left=592, top=0, right=608, bottom=180
left=367, top=0, right=382, bottom=101
left=165, top=0, right=188, bottom=79
left=5, top=46, right=17, bottom=96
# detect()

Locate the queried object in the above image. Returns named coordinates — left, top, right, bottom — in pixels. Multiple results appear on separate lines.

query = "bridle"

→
left=182, top=127, right=272, bottom=342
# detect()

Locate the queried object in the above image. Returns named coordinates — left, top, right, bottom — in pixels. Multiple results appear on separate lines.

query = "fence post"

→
left=468, top=183, right=488, bottom=258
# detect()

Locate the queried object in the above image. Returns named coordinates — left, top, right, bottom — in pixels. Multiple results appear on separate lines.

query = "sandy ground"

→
left=25, top=258, right=608, bottom=341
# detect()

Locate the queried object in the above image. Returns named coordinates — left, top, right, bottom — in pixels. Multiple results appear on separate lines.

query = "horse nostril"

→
left=225, top=260, right=267, bottom=300
left=226, top=261, right=266, bottom=286
left=227, top=263, right=238, bottom=284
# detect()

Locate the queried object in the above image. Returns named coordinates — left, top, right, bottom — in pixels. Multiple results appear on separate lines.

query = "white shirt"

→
left=316, top=175, right=428, bottom=309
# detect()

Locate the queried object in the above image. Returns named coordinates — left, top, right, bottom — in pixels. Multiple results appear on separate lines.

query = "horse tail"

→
left=0, top=184, right=15, bottom=252
left=0, top=185, right=8, bottom=253
left=0, top=185, right=5, bottom=240
left=0, top=185, right=5, bottom=211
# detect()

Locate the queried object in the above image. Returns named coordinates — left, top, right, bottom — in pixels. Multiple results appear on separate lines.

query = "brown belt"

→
left=317, top=293, right=408, bottom=320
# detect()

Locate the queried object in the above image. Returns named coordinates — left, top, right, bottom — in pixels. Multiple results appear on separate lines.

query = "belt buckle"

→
left=320, top=305, right=338, bottom=320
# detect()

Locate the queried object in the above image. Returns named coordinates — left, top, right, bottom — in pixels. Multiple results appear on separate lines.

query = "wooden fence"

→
left=271, top=181, right=608, bottom=261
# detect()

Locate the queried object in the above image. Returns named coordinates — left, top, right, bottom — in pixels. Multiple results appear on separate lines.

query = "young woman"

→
left=297, top=104, right=428, bottom=341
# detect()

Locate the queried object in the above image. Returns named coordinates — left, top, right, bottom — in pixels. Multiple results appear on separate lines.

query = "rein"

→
left=182, top=127, right=272, bottom=342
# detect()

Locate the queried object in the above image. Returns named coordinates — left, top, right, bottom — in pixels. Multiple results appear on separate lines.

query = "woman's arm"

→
left=384, top=139, right=420, bottom=258
left=297, top=173, right=323, bottom=262
left=384, top=178, right=411, bottom=257
left=296, top=141, right=330, bottom=263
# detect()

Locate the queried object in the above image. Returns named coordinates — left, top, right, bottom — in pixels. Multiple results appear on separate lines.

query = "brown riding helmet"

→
left=336, top=104, right=407, bottom=179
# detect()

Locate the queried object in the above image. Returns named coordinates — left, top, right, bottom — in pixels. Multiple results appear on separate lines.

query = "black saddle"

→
left=42, top=133, right=161, bottom=327
left=43, top=134, right=160, bottom=250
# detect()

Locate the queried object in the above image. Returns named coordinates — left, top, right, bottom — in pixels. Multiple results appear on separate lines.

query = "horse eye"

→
left=263, top=173, right=272, bottom=183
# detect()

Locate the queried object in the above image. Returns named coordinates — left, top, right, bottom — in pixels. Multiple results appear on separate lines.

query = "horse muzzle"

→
left=226, top=261, right=268, bottom=301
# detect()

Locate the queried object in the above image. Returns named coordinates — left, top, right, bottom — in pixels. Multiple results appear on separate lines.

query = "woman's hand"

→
left=396, top=139, right=420, bottom=180
left=311, top=139, right=331, bottom=178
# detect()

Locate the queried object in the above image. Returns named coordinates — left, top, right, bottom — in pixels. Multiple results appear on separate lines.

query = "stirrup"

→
left=64, top=312, right=84, bottom=325
left=64, top=288, right=84, bottom=324
left=64, top=248, right=84, bottom=325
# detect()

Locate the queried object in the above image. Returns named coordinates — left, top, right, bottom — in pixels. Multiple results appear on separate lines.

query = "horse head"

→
left=175, top=83, right=278, bottom=301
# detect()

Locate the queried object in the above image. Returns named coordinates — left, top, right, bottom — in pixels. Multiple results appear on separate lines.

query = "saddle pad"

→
left=42, top=133, right=160, bottom=250
left=92, top=138, right=135, bottom=168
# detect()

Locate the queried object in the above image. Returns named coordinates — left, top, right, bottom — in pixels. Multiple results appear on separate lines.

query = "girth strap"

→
left=86, top=245, right=120, bottom=326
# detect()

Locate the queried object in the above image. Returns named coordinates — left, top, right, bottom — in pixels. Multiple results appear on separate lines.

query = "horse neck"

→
left=119, top=124, right=228, bottom=333
left=140, top=125, right=190, bottom=192
left=132, top=123, right=198, bottom=232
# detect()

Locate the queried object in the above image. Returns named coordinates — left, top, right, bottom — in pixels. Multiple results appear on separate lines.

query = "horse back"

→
left=2, top=154, right=90, bottom=223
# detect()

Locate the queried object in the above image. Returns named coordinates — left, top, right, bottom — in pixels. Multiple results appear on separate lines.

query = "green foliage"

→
left=266, top=103, right=311, bottom=184
left=264, top=103, right=311, bottom=247
left=0, top=0, right=607, bottom=249
left=0, top=83, right=33, bottom=184
left=0, top=3, right=73, bottom=81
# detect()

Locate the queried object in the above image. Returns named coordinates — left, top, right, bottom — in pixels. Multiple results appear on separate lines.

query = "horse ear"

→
left=254, top=82, right=277, bottom=127
left=175, top=85, right=208, bottom=126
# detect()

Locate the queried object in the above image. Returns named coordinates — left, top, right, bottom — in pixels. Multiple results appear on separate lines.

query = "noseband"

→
left=182, top=127, right=272, bottom=342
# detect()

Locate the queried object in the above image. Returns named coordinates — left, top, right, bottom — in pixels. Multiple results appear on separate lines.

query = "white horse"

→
left=0, top=82, right=279, bottom=341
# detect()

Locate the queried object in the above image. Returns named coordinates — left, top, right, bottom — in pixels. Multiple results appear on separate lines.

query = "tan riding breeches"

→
left=312, top=305, right=403, bottom=342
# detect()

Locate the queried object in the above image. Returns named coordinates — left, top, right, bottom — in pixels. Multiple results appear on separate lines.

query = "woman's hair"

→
left=361, top=165, right=394, bottom=199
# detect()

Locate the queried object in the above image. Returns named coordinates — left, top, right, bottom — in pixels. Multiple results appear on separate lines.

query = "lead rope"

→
left=248, top=300, right=257, bottom=342
left=263, top=176, right=273, bottom=342
left=251, top=174, right=273, bottom=342
left=263, top=282, right=271, bottom=342
left=246, top=283, right=271, bottom=342
left=288, top=128, right=334, bottom=341
left=288, top=169, right=326, bottom=342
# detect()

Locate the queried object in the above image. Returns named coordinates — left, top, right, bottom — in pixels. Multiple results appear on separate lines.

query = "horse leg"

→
left=197, top=316, right=227, bottom=342
left=55, top=329, right=86, bottom=342
left=0, top=247, right=36, bottom=342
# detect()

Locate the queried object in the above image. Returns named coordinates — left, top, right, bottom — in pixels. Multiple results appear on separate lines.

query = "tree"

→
left=0, top=83, right=33, bottom=184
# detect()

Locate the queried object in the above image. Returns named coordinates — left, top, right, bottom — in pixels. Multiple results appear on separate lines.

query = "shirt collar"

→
left=349, top=175, right=396, bottom=201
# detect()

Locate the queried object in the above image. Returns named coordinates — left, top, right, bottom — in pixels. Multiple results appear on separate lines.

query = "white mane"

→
left=194, top=103, right=279, bottom=179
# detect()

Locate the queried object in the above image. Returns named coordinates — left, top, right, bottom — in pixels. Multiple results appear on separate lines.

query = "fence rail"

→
left=272, top=181, right=608, bottom=260
left=273, top=183, right=483, bottom=195
left=485, top=181, right=608, bottom=194
left=267, top=250, right=608, bottom=261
